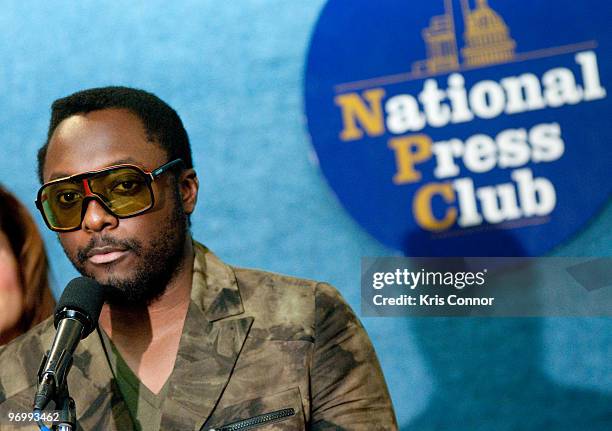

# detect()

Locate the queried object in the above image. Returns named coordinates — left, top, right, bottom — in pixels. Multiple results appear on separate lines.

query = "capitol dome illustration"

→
left=461, top=0, right=516, bottom=66
left=412, top=0, right=518, bottom=76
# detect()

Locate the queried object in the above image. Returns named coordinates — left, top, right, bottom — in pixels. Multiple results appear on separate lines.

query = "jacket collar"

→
left=161, top=241, right=253, bottom=430
left=190, top=241, right=245, bottom=322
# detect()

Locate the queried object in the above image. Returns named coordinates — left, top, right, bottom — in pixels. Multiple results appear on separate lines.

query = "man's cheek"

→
left=58, top=234, right=81, bottom=262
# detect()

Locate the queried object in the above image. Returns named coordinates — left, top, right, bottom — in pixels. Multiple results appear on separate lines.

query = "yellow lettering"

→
left=388, top=134, right=432, bottom=184
left=413, top=182, right=457, bottom=231
left=334, top=89, right=385, bottom=141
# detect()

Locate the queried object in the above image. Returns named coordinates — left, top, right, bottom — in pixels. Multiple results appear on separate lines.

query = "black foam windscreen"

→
left=54, top=276, right=105, bottom=336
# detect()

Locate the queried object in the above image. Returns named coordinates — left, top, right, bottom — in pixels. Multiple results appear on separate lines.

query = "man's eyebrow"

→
left=48, top=158, right=142, bottom=181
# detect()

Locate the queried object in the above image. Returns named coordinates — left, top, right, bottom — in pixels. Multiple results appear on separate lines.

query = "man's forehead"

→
left=44, top=110, right=165, bottom=181
left=52, top=108, right=148, bottom=141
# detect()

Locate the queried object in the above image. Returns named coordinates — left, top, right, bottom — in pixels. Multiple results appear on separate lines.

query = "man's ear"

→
left=178, top=168, right=198, bottom=215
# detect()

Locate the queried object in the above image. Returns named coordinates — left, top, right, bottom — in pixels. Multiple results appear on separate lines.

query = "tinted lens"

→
left=89, top=167, right=153, bottom=216
left=39, top=180, right=85, bottom=230
left=38, top=166, right=153, bottom=231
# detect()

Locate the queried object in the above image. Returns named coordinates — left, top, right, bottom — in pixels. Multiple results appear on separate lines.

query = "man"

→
left=0, top=87, right=397, bottom=430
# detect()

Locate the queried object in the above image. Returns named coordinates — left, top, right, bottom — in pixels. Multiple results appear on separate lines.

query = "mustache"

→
left=76, top=235, right=143, bottom=265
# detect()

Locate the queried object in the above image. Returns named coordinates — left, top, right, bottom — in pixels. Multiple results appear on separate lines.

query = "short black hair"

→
left=37, top=86, right=193, bottom=183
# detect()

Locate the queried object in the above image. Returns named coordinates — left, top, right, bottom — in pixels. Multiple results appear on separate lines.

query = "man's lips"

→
left=87, top=246, right=130, bottom=264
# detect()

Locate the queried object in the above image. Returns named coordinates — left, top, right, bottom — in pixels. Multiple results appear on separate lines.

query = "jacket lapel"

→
left=70, top=329, right=133, bottom=430
left=160, top=242, right=253, bottom=431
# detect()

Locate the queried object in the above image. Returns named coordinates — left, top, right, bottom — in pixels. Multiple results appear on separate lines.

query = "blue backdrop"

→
left=0, top=1, right=610, bottom=429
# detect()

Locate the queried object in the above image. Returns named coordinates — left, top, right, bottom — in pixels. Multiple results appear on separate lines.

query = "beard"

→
left=63, top=193, right=188, bottom=306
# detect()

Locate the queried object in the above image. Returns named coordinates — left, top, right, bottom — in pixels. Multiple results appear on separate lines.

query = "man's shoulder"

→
left=231, top=265, right=320, bottom=326
left=193, top=241, right=352, bottom=338
left=233, top=265, right=320, bottom=294
left=232, top=263, right=348, bottom=302
left=0, top=318, right=55, bottom=402
left=232, top=264, right=346, bottom=304
left=231, top=265, right=352, bottom=331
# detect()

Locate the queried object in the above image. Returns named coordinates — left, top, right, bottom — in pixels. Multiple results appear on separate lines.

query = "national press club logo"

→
left=304, top=0, right=611, bottom=256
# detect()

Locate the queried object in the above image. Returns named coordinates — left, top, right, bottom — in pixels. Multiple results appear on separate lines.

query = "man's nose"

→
left=81, top=198, right=118, bottom=232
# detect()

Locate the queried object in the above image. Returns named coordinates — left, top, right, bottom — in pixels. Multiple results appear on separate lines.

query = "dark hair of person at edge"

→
left=0, top=184, right=55, bottom=345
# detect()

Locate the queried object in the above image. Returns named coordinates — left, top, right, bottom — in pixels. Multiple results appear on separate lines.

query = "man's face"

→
left=43, top=108, right=188, bottom=304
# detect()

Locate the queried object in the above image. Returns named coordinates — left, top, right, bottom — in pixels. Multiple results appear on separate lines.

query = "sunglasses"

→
left=36, top=159, right=184, bottom=232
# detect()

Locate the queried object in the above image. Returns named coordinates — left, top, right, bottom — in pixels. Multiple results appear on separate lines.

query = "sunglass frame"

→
left=35, top=158, right=184, bottom=232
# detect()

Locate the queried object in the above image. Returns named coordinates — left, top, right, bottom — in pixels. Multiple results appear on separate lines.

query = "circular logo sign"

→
left=304, top=0, right=611, bottom=256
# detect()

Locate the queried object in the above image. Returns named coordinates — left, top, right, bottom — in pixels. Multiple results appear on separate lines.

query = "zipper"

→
left=210, top=407, right=296, bottom=431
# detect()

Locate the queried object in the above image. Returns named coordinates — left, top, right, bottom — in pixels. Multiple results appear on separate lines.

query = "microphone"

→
left=33, top=277, right=105, bottom=411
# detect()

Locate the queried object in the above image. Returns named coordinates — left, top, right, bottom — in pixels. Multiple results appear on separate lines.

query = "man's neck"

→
left=98, top=239, right=195, bottom=393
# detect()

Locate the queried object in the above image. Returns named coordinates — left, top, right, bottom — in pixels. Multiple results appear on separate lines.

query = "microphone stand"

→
left=53, top=384, right=77, bottom=431
left=34, top=325, right=80, bottom=431
left=34, top=362, right=77, bottom=431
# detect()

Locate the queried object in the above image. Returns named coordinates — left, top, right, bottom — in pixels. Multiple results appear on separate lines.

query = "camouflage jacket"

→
left=0, top=242, right=397, bottom=430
